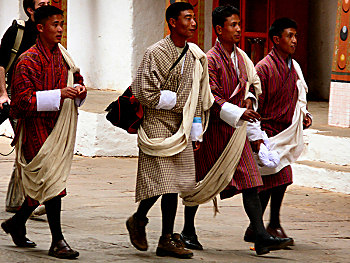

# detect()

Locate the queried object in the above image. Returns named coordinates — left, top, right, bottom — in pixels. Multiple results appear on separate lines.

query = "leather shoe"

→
left=48, top=239, right=79, bottom=259
left=243, top=226, right=255, bottom=243
left=126, top=214, right=148, bottom=251
left=180, top=231, right=203, bottom=250
left=267, top=225, right=294, bottom=246
left=156, top=234, right=193, bottom=259
left=1, top=219, right=36, bottom=248
left=255, top=235, right=294, bottom=255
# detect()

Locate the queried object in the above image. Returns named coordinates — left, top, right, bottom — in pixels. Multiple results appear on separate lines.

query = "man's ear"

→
left=36, top=24, right=44, bottom=33
left=169, top=17, right=176, bottom=30
left=27, top=7, right=35, bottom=17
left=272, top=35, right=280, bottom=46
left=215, top=25, right=222, bottom=36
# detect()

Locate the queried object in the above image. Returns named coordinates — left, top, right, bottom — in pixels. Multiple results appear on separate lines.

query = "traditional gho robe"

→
left=255, top=47, right=307, bottom=190
left=10, top=39, right=84, bottom=205
left=132, top=36, right=213, bottom=202
left=194, top=40, right=263, bottom=200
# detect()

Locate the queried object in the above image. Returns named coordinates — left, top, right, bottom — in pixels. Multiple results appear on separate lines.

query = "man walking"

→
left=244, top=17, right=312, bottom=245
left=0, top=0, right=49, bottom=213
left=1, top=6, right=86, bottom=259
left=180, top=6, right=293, bottom=256
left=126, top=2, right=213, bottom=259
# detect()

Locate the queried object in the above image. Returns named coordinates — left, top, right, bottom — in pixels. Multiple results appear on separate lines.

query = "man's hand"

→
left=303, top=114, right=312, bottom=129
left=250, top=139, right=264, bottom=153
left=241, top=109, right=261, bottom=123
left=192, top=141, right=201, bottom=151
left=0, top=93, right=10, bottom=109
left=61, top=86, right=78, bottom=100
left=243, top=98, right=254, bottom=110
left=75, top=85, right=87, bottom=100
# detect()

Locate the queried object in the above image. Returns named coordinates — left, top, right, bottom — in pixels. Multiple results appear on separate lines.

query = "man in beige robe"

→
left=125, top=2, right=213, bottom=259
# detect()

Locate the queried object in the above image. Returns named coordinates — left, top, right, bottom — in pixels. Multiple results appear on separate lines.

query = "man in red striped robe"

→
left=181, top=6, right=292, bottom=256
left=1, top=6, right=86, bottom=259
left=244, top=18, right=312, bottom=245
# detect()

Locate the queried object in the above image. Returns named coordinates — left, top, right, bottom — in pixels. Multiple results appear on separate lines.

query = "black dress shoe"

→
left=243, top=226, right=255, bottom=243
left=180, top=231, right=203, bottom=250
left=1, top=219, right=36, bottom=248
left=255, top=235, right=293, bottom=255
left=48, top=239, right=79, bottom=259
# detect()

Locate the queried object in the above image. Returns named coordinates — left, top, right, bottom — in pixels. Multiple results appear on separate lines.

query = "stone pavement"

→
left=0, top=136, right=349, bottom=262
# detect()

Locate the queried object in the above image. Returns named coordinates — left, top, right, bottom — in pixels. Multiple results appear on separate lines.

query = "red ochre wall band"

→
left=331, top=0, right=350, bottom=83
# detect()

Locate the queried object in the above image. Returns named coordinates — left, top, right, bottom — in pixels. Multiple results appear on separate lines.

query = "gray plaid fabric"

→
left=132, top=36, right=202, bottom=202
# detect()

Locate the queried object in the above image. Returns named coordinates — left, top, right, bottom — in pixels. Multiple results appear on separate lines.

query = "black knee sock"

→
left=182, top=205, right=199, bottom=235
left=248, top=190, right=271, bottom=229
left=45, top=196, right=64, bottom=244
left=242, top=188, right=269, bottom=239
left=259, top=189, right=271, bottom=215
left=269, top=185, right=287, bottom=228
left=135, top=195, right=159, bottom=220
left=12, top=199, right=38, bottom=226
left=161, top=193, right=178, bottom=236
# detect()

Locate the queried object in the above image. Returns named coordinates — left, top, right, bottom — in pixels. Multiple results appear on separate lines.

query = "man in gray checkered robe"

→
left=125, top=2, right=213, bottom=259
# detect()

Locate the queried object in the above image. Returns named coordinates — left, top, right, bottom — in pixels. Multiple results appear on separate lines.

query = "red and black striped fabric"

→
left=194, top=41, right=263, bottom=200
left=255, top=47, right=298, bottom=189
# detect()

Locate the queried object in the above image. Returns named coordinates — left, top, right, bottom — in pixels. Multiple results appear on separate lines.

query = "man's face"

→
left=34, top=0, right=50, bottom=9
left=39, top=14, right=64, bottom=48
left=274, top=28, right=297, bottom=56
left=28, top=0, right=50, bottom=21
left=218, top=14, right=241, bottom=45
left=171, top=9, right=197, bottom=39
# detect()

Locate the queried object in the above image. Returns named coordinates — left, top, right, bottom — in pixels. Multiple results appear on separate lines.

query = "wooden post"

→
left=51, top=0, right=68, bottom=48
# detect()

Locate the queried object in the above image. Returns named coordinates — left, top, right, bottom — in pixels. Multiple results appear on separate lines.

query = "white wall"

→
left=0, top=0, right=26, bottom=35
left=131, top=0, right=165, bottom=77
left=68, top=0, right=134, bottom=92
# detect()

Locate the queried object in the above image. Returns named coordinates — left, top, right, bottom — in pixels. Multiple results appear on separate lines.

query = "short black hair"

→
left=23, top=0, right=35, bottom=17
left=269, top=17, right=297, bottom=42
left=212, top=5, right=240, bottom=35
left=34, top=5, right=63, bottom=25
left=165, top=2, right=194, bottom=31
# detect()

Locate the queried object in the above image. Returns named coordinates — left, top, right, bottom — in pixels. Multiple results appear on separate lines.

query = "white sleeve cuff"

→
left=246, top=121, right=264, bottom=141
left=156, top=90, right=177, bottom=110
left=36, top=89, right=61, bottom=111
left=220, top=102, right=246, bottom=128
left=246, top=92, right=258, bottom=111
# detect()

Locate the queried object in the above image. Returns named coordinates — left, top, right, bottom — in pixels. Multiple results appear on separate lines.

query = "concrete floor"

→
left=0, top=135, right=349, bottom=262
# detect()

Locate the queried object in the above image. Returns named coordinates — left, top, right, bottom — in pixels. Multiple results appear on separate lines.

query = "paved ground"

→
left=0, top=136, right=349, bottom=262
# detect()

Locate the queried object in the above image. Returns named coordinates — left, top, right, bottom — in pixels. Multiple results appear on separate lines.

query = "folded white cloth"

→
left=155, top=90, right=177, bottom=110
left=190, top=117, right=203, bottom=142
left=73, top=84, right=86, bottom=107
left=220, top=102, right=246, bottom=128
left=258, top=143, right=280, bottom=168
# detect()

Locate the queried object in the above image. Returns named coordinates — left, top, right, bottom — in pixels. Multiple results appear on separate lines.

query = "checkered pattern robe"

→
left=132, top=36, right=202, bottom=202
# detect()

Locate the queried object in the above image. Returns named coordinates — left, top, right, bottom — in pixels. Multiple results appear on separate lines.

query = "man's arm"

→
left=207, top=54, right=260, bottom=127
left=131, top=49, right=162, bottom=109
left=0, top=66, right=10, bottom=109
